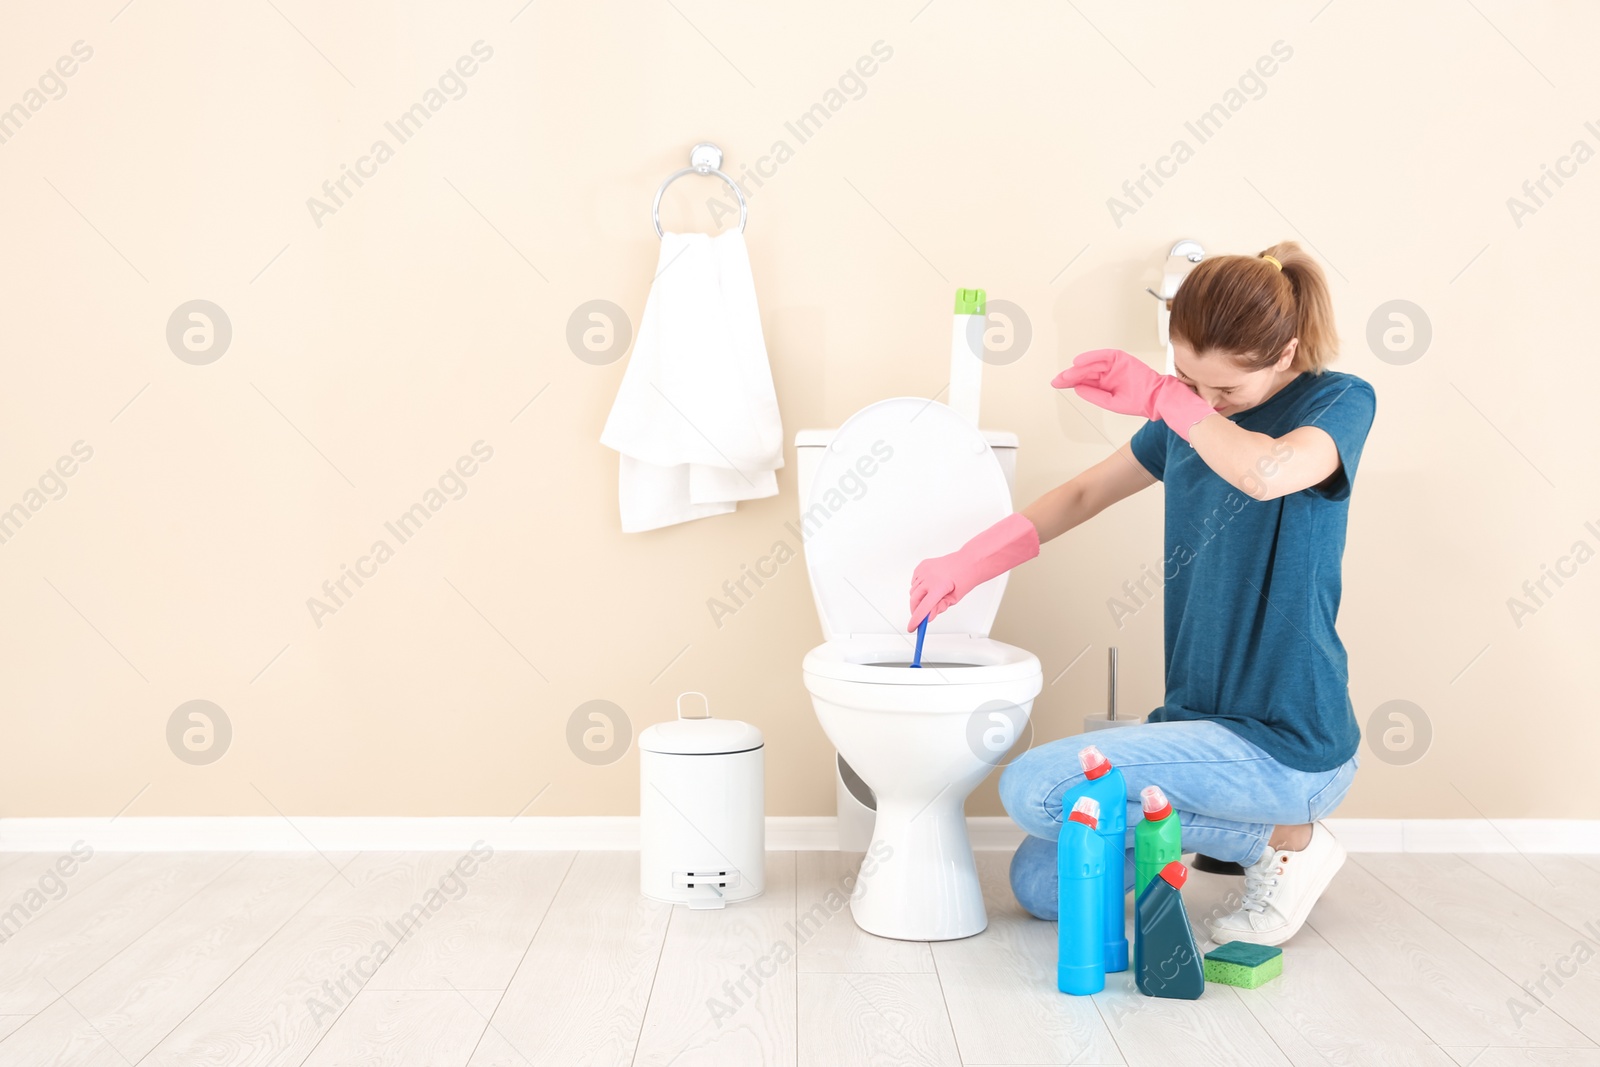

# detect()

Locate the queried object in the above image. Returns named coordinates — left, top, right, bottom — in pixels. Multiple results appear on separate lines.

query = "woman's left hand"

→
left=1051, top=349, right=1168, bottom=419
left=1053, top=348, right=1221, bottom=442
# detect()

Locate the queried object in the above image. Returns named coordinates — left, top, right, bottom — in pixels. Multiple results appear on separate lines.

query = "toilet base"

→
left=848, top=796, right=987, bottom=942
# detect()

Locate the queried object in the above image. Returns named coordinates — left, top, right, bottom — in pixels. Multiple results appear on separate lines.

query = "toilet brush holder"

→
left=1083, top=647, right=1143, bottom=732
left=1082, top=714, right=1127, bottom=732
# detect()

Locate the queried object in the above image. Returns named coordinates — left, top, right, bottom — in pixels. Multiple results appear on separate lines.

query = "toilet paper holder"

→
left=1145, top=239, right=1205, bottom=377
left=1144, top=239, right=1205, bottom=304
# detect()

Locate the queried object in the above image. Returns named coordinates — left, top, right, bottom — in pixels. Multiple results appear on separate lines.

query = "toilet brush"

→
left=1082, top=648, right=1130, bottom=731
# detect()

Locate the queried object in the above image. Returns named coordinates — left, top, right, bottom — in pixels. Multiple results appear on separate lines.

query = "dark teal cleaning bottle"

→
left=1068, top=745, right=1128, bottom=973
left=1057, top=795, right=1106, bottom=995
left=1134, top=861, right=1204, bottom=1000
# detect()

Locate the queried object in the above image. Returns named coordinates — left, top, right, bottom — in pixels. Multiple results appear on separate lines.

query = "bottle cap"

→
left=1078, top=745, right=1112, bottom=780
left=1068, top=795, right=1100, bottom=829
left=1158, top=860, right=1188, bottom=890
left=1141, top=785, right=1173, bottom=822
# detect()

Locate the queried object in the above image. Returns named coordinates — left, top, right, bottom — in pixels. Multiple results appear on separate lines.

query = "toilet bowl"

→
left=796, top=397, right=1043, bottom=941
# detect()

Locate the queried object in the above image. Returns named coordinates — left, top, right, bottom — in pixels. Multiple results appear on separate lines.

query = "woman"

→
left=906, top=242, right=1376, bottom=946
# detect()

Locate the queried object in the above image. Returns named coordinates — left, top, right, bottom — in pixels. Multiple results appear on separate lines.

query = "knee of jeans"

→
left=997, top=757, right=1023, bottom=812
left=998, top=754, right=1048, bottom=835
left=1307, top=757, right=1359, bottom=823
left=1002, top=750, right=1074, bottom=840
left=1013, top=875, right=1057, bottom=922
left=1008, top=836, right=1058, bottom=921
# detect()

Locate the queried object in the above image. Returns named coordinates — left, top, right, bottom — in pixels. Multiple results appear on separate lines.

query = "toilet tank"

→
left=794, top=427, right=1019, bottom=507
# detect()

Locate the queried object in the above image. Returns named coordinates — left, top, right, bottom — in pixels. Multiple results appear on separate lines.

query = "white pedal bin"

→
left=639, top=692, right=765, bottom=909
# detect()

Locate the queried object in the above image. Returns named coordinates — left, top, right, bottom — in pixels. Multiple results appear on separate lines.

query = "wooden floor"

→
left=0, top=848, right=1597, bottom=1065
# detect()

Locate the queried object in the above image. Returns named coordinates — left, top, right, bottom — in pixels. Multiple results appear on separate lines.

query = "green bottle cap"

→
left=953, top=288, right=986, bottom=315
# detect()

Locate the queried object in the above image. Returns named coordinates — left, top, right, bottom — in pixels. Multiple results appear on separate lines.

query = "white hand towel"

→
left=601, top=229, right=783, bottom=533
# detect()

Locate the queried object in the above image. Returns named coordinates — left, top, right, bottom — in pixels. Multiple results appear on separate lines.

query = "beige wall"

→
left=2, top=1, right=1596, bottom=821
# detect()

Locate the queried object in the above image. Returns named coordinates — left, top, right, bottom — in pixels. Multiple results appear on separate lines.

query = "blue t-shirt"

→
left=1129, top=369, right=1377, bottom=773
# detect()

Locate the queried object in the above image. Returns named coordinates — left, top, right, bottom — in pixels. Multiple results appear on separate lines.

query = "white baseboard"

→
left=2, top=816, right=1597, bottom=853
left=1318, top=818, right=1600, bottom=854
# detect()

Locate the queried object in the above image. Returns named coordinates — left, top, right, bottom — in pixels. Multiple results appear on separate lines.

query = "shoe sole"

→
left=1207, top=828, right=1348, bottom=948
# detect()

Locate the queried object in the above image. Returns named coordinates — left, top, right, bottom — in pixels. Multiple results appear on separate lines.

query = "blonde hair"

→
left=1168, top=240, right=1338, bottom=373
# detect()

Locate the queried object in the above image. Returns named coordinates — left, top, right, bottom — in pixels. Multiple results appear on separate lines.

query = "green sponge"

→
left=1203, top=942, right=1283, bottom=988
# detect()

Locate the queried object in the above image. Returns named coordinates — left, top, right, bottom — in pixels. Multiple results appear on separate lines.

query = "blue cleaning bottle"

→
left=1069, top=745, right=1129, bottom=973
left=1134, top=860, right=1205, bottom=1000
left=1057, top=795, right=1106, bottom=995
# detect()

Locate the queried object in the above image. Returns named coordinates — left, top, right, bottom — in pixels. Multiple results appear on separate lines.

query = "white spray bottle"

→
left=949, top=288, right=985, bottom=427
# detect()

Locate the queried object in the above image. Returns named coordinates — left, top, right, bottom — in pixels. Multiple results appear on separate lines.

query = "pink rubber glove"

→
left=1052, top=348, right=1220, bottom=442
left=907, top=512, right=1040, bottom=631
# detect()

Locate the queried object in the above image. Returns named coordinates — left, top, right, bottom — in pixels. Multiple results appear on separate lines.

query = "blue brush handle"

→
left=912, top=617, right=928, bottom=668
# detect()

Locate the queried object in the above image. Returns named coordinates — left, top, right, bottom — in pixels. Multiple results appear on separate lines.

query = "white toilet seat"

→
left=803, top=634, right=1040, bottom=688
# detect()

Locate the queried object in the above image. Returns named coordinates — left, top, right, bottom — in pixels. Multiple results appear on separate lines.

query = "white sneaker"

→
left=1205, top=821, right=1346, bottom=947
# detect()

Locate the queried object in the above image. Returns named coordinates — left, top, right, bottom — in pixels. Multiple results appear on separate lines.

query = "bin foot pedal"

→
left=673, top=869, right=740, bottom=909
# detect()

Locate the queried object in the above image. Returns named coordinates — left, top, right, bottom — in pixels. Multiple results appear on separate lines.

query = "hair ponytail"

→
left=1262, top=240, right=1337, bottom=371
left=1168, top=239, right=1339, bottom=373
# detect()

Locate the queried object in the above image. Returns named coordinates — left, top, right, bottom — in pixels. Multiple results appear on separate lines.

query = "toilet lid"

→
left=803, top=398, right=1013, bottom=640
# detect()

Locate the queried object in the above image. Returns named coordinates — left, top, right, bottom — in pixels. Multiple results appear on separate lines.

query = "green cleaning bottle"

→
left=1134, top=785, right=1183, bottom=898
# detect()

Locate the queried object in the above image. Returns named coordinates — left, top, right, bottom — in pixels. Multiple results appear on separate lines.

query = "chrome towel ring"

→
left=651, top=142, right=747, bottom=239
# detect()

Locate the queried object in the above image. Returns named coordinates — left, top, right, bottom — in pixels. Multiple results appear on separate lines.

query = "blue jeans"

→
left=997, top=719, right=1360, bottom=921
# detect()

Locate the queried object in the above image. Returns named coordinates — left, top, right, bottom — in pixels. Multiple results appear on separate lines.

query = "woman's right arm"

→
left=1022, top=440, right=1158, bottom=544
